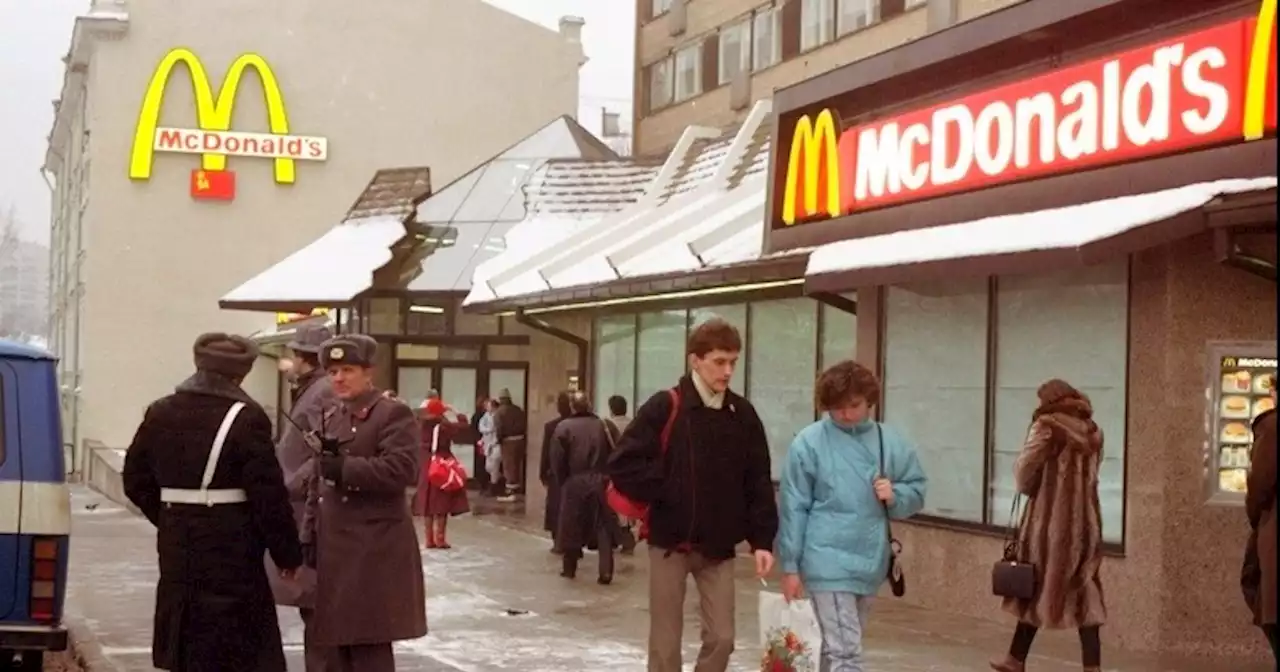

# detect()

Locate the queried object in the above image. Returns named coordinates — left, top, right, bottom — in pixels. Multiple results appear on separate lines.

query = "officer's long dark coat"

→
left=552, top=413, right=611, bottom=552
left=302, top=388, right=428, bottom=646
left=122, top=372, right=303, bottom=672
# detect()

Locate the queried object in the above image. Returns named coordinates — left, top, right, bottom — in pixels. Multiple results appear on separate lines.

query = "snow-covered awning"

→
left=219, top=215, right=406, bottom=313
left=805, top=177, right=1279, bottom=293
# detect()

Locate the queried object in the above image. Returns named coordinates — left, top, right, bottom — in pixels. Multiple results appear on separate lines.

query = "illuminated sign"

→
left=276, top=308, right=330, bottom=325
left=129, top=48, right=329, bottom=200
left=776, top=2, right=1277, bottom=227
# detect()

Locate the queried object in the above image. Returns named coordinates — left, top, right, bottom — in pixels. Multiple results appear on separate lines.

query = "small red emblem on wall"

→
left=190, top=169, right=236, bottom=201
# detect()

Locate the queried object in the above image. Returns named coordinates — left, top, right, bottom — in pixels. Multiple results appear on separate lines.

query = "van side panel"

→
left=0, top=359, right=22, bottom=619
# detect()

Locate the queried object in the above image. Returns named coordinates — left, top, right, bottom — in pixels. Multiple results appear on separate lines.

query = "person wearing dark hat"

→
left=269, top=322, right=334, bottom=671
left=123, top=333, right=303, bottom=672
left=492, top=387, right=528, bottom=502
left=300, top=334, right=427, bottom=671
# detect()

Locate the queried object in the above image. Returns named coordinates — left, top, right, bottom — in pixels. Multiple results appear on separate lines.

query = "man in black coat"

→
left=123, top=333, right=303, bottom=672
left=606, top=318, right=778, bottom=672
left=539, top=391, right=572, bottom=552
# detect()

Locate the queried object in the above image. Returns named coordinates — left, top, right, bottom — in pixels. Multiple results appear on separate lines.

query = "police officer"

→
left=123, top=333, right=302, bottom=672
left=301, top=335, right=427, bottom=671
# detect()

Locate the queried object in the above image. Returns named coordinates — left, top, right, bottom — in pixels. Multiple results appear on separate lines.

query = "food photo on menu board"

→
left=1215, top=355, right=1277, bottom=495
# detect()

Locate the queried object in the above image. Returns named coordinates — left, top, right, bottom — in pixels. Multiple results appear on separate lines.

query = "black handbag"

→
left=876, top=424, right=906, bottom=598
left=992, top=494, right=1037, bottom=600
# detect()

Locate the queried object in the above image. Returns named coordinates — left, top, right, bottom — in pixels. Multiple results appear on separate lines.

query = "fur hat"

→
left=421, top=398, right=447, bottom=417
left=319, top=334, right=378, bottom=369
left=287, top=323, right=333, bottom=354
left=193, top=333, right=258, bottom=379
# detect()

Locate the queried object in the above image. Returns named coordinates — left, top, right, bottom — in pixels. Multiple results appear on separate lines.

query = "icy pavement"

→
left=63, top=487, right=1271, bottom=672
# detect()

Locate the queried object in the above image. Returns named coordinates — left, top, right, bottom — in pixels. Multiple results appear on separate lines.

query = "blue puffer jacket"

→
left=778, top=417, right=927, bottom=596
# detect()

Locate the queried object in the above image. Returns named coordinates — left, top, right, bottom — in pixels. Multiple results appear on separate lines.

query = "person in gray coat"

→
left=267, top=323, right=333, bottom=671
left=552, top=393, right=616, bottom=584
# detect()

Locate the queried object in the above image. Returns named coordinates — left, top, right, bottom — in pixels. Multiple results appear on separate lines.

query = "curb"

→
left=64, top=613, right=125, bottom=672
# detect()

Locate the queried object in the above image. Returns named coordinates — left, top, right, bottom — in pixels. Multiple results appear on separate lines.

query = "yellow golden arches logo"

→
left=1244, top=0, right=1277, bottom=141
left=781, top=109, right=843, bottom=227
left=129, top=48, right=327, bottom=184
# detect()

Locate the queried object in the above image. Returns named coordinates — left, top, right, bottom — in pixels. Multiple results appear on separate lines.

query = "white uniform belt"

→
left=502, top=435, right=526, bottom=441
left=160, top=488, right=248, bottom=505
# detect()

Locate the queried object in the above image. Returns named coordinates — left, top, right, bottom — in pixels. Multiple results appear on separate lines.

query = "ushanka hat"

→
left=287, top=323, right=333, bottom=354
left=319, top=334, right=379, bottom=369
left=193, top=333, right=259, bottom=379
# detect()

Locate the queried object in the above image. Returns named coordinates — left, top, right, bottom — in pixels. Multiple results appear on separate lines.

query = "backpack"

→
left=605, top=388, right=680, bottom=540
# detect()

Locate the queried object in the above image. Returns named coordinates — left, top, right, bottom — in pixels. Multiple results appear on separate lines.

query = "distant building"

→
left=43, top=0, right=587, bottom=464
left=0, top=238, right=50, bottom=338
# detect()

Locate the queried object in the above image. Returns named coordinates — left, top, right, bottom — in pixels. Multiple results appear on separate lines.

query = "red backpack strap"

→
left=658, top=388, right=681, bottom=456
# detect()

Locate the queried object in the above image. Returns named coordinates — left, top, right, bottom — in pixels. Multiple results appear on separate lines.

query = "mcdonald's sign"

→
left=129, top=48, right=329, bottom=200
left=773, top=0, right=1277, bottom=227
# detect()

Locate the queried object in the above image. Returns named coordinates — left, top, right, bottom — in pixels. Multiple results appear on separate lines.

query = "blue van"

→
left=0, top=339, right=70, bottom=670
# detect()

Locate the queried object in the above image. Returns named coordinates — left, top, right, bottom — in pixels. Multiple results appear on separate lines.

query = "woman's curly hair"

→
left=814, top=360, right=881, bottom=410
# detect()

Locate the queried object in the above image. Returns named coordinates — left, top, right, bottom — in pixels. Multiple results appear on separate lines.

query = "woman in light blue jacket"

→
left=779, top=360, right=927, bottom=672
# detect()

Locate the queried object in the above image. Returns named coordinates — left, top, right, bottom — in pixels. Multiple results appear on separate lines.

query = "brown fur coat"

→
left=1002, top=398, right=1108, bottom=629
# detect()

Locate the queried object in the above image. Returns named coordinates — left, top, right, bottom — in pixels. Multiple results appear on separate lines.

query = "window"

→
left=651, top=0, right=673, bottom=18
left=747, top=299, right=819, bottom=479
left=674, top=44, right=703, bottom=103
left=0, top=374, right=6, bottom=465
left=883, top=280, right=990, bottom=523
left=753, top=6, right=782, bottom=71
left=836, top=0, right=879, bottom=37
left=718, top=18, right=752, bottom=85
left=636, top=310, right=688, bottom=401
left=594, top=316, right=638, bottom=417
left=648, top=58, right=674, bottom=112
left=800, top=0, right=836, bottom=52
left=818, top=298, right=857, bottom=369
left=989, top=262, right=1128, bottom=543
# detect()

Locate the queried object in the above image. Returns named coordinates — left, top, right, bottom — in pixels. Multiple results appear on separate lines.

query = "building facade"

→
left=632, top=0, right=1020, bottom=155
left=0, top=238, right=49, bottom=340
left=467, top=0, right=1277, bottom=661
left=43, top=0, right=586, bottom=466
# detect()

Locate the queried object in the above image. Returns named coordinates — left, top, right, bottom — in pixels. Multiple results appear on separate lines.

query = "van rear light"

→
left=30, top=537, right=60, bottom=623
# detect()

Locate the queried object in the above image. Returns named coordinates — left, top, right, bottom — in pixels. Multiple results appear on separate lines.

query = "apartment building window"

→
left=648, top=57, right=674, bottom=111
left=837, top=0, right=879, bottom=36
left=718, top=18, right=752, bottom=85
left=800, top=0, right=836, bottom=52
left=753, top=5, right=782, bottom=70
left=651, top=0, right=673, bottom=19
left=674, top=43, right=703, bottom=102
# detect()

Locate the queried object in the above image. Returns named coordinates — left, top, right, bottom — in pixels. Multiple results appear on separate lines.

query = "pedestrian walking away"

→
left=301, top=335, right=427, bottom=672
left=990, top=379, right=1108, bottom=672
left=778, top=360, right=927, bottom=672
left=418, top=397, right=471, bottom=549
left=493, top=388, right=528, bottom=501
left=122, top=332, right=303, bottom=672
left=606, top=318, right=779, bottom=672
left=539, top=391, right=572, bottom=553
left=552, top=392, right=617, bottom=584
left=269, top=323, right=334, bottom=671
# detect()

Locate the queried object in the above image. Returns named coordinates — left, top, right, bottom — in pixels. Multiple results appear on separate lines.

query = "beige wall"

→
left=887, top=236, right=1275, bottom=661
left=58, top=0, right=582, bottom=448
left=634, top=0, right=1022, bottom=155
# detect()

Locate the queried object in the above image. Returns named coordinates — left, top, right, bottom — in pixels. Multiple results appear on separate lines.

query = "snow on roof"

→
left=463, top=100, right=779, bottom=307
left=221, top=216, right=407, bottom=308
left=806, top=177, right=1280, bottom=279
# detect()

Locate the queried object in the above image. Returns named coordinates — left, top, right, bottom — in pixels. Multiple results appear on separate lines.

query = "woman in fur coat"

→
left=991, top=379, right=1107, bottom=672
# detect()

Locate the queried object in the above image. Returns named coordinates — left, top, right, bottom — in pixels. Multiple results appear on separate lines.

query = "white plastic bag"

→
left=758, top=591, right=821, bottom=671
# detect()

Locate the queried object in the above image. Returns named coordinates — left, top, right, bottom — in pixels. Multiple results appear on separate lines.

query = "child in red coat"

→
left=417, top=399, right=471, bottom=549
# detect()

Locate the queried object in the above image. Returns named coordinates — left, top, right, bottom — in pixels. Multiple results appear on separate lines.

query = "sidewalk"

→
left=63, top=487, right=1271, bottom=672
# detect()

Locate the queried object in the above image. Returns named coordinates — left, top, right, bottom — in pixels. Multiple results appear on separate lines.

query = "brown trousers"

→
left=647, top=547, right=737, bottom=672
left=500, top=437, right=526, bottom=489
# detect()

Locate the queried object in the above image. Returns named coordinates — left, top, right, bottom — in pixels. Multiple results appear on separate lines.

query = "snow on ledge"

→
left=806, top=178, right=1279, bottom=278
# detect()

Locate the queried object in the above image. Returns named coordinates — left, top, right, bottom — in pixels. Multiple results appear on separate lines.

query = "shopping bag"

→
left=757, top=591, right=820, bottom=672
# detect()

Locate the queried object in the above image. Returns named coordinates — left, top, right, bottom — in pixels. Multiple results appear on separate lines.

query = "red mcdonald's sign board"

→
left=776, top=0, right=1277, bottom=227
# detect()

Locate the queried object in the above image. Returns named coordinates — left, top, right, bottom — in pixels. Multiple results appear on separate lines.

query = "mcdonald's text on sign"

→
left=778, top=2, right=1277, bottom=226
left=129, top=48, right=329, bottom=201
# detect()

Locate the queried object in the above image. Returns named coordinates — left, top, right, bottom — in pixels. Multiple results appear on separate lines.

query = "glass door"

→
left=440, top=367, right=478, bottom=417
left=487, top=368, right=527, bottom=408
left=397, top=366, right=434, bottom=410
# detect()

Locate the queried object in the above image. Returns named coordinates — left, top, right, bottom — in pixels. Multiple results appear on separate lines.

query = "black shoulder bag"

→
left=876, top=423, right=907, bottom=598
left=991, top=494, right=1037, bottom=600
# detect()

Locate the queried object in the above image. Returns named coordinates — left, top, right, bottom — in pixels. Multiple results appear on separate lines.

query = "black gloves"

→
left=319, top=453, right=344, bottom=485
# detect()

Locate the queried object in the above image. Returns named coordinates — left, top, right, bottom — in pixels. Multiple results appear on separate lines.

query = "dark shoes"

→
left=989, top=657, right=1024, bottom=672
left=597, top=575, right=612, bottom=585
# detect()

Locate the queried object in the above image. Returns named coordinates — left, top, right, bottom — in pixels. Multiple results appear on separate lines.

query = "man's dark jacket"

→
left=605, top=375, right=778, bottom=560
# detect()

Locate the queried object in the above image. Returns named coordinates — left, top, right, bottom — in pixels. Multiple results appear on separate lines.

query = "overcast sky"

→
left=0, top=0, right=634, bottom=245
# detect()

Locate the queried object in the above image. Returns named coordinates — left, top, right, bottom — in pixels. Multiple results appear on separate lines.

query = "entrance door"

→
left=438, top=368, right=478, bottom=414
left=487, top=368, right=526, bottom=408
left=397, top=366, right=434, bottom=411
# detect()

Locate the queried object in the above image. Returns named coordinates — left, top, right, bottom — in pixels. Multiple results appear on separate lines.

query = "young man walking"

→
left=607, top=318, right=778, bottom=672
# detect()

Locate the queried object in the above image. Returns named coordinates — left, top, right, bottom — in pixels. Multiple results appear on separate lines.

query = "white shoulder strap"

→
left=431, top=424, right=441, bottom=454
left=201, top=402, right=247, bottom=491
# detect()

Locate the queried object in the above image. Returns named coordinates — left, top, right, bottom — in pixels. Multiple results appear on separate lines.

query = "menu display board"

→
left=1205, top=343, right=1277, bottom=503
